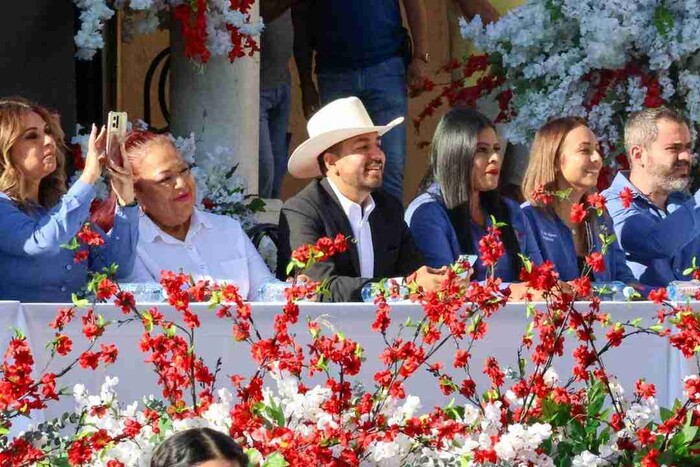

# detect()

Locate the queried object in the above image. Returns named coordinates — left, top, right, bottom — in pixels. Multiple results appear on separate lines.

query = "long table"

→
left=2, top=300, right=697, bottom=434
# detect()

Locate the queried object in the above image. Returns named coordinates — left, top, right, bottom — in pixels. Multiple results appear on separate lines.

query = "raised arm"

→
left=0, top=180, right=95, bottom=256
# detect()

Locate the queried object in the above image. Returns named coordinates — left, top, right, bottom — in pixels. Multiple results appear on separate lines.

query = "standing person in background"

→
left=453, top=0, right=500, bottom=23
left=258, top=0, right=294, bottom=199
left=292, top=0, right=428, bottom=202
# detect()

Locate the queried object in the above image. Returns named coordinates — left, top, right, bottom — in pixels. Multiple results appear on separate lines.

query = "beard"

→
left=647, top=160, right=690, bottom=193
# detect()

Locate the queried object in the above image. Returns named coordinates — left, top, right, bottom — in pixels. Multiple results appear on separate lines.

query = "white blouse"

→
left=125, top=209, right=274, bottom=300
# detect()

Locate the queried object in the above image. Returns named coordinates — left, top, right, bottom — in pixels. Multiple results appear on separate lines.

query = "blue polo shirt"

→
left=521, top=202, right=636, bottom=284
left=405, top=186, right=543, bottom=282
left=311, top=0, right=406, bottom=72
left=602, top=171, right=700, bottom=286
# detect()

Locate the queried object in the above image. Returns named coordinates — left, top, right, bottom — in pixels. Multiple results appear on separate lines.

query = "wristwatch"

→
left=415, top=52, right=429, bottom=64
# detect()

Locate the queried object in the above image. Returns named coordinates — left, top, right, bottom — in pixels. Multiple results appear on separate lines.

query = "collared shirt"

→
left=602, top=171, right=700, bottom=286
left=521, top=202, right=636, bottom=283
left=326, top=178, right=376, bottom=278
left=405, top=185, right=543, bottom=282
left=125, top=208, right=274, bottom=300
left=0, top=180, right=139, bottom=302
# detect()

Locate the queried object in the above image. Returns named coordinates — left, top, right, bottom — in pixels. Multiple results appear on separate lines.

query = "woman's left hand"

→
left=107, top=142, right=136, bottom=206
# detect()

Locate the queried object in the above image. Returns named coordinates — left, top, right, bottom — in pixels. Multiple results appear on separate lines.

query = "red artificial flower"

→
left=635, top=379, right=656, bottom=399
left=585, top=252, right=605, bottom=272
left=483, top=356, right=504, bottom=388
left=79, top=351, right=100, bottom=370
left=478, top=226, right=505, bottom=268
left=96, top=278, right=118, bottom=300
left=531, top=185, right=554, bottom=206
left=648, top=288, right=668, bottom=304
left=50, top=307, right=75, bottom=330
left=73, top=249, right=89, bottom=263
left=453, top=349, right=470, bottom=368
left=54, top=334, right=73, bottom=356
left=684, top=377, right=700, bottom=403
left=570, top=203, right=587, bottom=224
left=40, top=373, right=58, bottom=400
left=605, top=325, right=624, bottom=347
left=77, top=224, right=104, bottom=247
left=114, top=291, right=135, bottom=314
left=586, top=193, right=607, bottom=212
left=67, top=438, right=93, bottom=466
left=641, top=449, right=660, bottom=467
left=99, top=343, right=119, bottom=365
left=620, top=186, right=634, bottom=209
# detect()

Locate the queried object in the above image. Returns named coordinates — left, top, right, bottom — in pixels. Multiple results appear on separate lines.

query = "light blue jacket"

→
left=0, top=180, right=139, bottom=302
left=602, top=171, right=700, bottom=286
left=521, top=202, right=636, bottom=283
left=405, top=186, right=543, bottom=282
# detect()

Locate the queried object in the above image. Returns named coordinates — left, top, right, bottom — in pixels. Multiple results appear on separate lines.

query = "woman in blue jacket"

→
left=0, top=97, right=138, bottom=302
left=520, top=117, right=638, bottom=286
left=405, top=108, right=543, bottom=294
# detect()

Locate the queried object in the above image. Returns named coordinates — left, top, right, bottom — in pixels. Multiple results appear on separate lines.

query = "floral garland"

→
left=73, top=0, right=263, bottom=62
left=69, top=124, right=264, bottom=230
left=1, top=196, right=699, bottom=465
left=413, top=0, right=700, bottom=184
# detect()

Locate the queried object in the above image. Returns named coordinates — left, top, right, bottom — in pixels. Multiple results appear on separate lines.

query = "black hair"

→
left=150, top=428, right=248, bottom=467
left=421, top=108, right=523, bottom=279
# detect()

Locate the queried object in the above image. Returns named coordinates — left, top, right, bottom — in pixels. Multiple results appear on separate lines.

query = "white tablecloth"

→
left=4, top=301, right=698, bottom=431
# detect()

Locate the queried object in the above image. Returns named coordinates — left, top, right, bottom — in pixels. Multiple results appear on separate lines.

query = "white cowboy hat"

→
left=288, top=96, right=404, bottom=178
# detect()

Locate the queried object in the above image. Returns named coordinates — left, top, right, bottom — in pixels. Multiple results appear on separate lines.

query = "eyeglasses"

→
left=152, top=165, right=193, bottom=188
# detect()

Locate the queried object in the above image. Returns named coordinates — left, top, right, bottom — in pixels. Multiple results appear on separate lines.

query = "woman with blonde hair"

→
left=521, top=117, right=638, bottom=285
left=0, top=97, right=138, bottom=302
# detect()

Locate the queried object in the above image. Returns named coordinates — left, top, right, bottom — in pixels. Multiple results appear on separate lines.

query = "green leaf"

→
left=262, top=452, right=289, bottom=467
left=649, top=323, right=664, bottom=333
left=526, top=303, right=535, bottom=318
left=654, top=4, right=674, bottom=37
left=71, top=293, right=89, bottom=308
left=518, top=254, right=533, bottom=273
left=354, top=343, right=364, bottom=358
left=285, top=261, right=295, bottom=277
left=60, top=237, right=79, bottom=251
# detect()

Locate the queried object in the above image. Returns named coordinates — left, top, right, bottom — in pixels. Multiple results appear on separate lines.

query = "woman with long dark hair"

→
left=405, top=108, right=542, bottom=291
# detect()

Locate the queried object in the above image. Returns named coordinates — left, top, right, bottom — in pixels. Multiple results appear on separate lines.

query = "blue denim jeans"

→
left=318, top=55, right=408, bottom=202
left=259, top=82, right=291, bottom=198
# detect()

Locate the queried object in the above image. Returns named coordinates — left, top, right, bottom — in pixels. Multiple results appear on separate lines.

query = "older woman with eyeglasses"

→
left=111, top=131, right=275, bottom=300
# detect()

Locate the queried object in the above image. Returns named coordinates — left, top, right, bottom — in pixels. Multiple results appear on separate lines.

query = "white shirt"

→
left=125, top=209, right=274, bottom=300
left=327, top=179, right=375, bottom=278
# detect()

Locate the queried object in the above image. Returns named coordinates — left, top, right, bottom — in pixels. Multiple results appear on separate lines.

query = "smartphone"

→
left=106, top=111, right=127, bottom=165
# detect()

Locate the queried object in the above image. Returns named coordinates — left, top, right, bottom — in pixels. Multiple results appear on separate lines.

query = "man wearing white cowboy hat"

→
left=277, top=97, right=447, bottom=302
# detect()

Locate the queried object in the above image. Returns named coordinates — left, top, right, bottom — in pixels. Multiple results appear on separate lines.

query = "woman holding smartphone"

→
left=0, top=97, right=138, bottom=302
left=404, top=108, right=542, bottom=297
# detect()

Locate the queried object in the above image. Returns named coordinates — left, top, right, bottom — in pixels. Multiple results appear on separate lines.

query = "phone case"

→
left=106, top=111, right=127, bottom=160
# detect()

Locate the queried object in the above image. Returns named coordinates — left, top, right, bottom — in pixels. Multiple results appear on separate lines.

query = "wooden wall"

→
left=119, top=0, right=524, bottom=204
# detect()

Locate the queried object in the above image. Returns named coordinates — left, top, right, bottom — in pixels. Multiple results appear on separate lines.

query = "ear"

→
left=629, top=145, right=644, bottom=167
left=323, top=152, right=337, bottom=171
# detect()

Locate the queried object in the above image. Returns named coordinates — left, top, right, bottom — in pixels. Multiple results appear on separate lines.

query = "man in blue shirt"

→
left=603, top=107, right=700, bottom=286
left=292, top=0, right=428, bottom=202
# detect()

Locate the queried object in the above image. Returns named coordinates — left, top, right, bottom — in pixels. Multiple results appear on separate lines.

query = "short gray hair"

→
left=624, top=106, right=689, bottom=154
